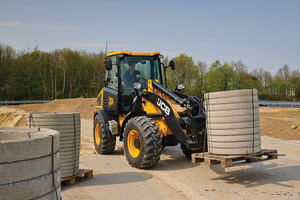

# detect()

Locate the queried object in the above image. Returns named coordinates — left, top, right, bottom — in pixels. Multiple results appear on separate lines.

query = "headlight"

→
left=177, top=83, right=185, bottom=90
left=132, top=82, right=141, bottom=89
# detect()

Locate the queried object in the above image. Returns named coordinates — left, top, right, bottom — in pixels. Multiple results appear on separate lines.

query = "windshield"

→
left=120, top=56, right=161, bottom=88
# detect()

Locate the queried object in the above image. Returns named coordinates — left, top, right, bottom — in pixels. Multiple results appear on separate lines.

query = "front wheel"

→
left=93, top=115, right=116, bottom=154
left=123, top=116, right=162, bottom=169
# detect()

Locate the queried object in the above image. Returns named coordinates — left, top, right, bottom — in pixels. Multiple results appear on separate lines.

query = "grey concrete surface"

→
left=204, top=89, right=257, bottom=99
left=205, top=89, right=261, bottom=155
left=0, top=127, right=61, bottom=200
left=27, top=112, right=80, bottom=178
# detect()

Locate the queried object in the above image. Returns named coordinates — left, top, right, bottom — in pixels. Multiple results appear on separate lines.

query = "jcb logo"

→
left=157, top=98, right=170, bottom=116
left=108, top=96, right=114, bottom=107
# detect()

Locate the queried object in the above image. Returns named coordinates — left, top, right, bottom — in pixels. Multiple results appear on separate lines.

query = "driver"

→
left=123, top=61, right=141, bottom=87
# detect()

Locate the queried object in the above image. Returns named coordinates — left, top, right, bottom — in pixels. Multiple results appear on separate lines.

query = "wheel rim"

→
left=127, top=130, right=140, bottom=158
left=95, top=123, right=100, bottom=145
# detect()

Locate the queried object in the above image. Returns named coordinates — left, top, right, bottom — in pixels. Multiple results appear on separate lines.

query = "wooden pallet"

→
left=61, top=169, right=93, bottom=185
left=192, top=149, right=281, bottom=168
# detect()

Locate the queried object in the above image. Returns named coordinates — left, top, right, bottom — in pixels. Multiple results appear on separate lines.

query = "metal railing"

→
left=259, top=101, right=300, bottom=108
left=1, top=99, right=299, bottom=108
left=0, top=100, right=52, bottom=107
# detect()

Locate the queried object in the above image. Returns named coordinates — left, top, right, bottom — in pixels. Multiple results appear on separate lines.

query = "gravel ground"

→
left=60, top=119, right=300, bottom=200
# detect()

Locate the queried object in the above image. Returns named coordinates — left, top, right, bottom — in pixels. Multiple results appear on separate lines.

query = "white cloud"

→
left=0, top=20, right=23, bottom=27
left=0, top=20, right=75, bottom=31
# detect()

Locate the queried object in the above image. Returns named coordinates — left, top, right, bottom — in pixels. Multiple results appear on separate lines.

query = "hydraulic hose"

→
left=152, top=80, right=186, bottom=107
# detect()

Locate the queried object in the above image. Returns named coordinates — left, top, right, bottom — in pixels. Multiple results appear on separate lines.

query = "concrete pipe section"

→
left=0, top=127, right=61, bottom=200
left=205, top=89, right=261, bottom=155
left=27, top=112, right=80, bottom=178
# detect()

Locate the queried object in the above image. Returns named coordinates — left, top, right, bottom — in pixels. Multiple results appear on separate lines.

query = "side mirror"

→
left=169, top=60, right=175, bottom=70
left=105, top=58, right=112, bottom=71
left=173, top=83, right=185, bottom=92
left=162, top=60, right=175, bottom=89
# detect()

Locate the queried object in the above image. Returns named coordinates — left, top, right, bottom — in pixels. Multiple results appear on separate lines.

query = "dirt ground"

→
left=259, top=107, right=300, bottom=140
left=1, top=98, right=300, bottom=200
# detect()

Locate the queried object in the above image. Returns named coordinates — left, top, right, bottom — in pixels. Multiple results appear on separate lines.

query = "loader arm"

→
left=140, top=90, right=201, bottom=149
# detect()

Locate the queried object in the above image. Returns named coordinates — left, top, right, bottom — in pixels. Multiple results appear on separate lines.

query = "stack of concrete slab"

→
left=205, top=89, right=261, bottom=155
left=0, top=127, right=61, bottom=200
left=27, top=112, right=80, bottom=178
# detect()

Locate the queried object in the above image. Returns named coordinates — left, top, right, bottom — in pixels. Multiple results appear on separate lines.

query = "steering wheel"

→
left=131, top=77, right=147, bottom=84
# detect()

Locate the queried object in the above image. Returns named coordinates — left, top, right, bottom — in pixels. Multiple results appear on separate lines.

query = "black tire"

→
left=93, top=115, right=116, bottom=154
left=123, top=116, right=162, bottom=169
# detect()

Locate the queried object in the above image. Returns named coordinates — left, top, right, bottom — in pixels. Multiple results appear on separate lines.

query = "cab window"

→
left=120, top=56, right=161, bottom=89
left=105, top=56, right=118, bottom=91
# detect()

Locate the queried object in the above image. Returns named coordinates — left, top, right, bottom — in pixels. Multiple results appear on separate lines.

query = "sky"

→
left=0, top=0, right=299, bottom=75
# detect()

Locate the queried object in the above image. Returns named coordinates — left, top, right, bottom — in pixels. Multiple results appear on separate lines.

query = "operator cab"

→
left=104, top=51, right=163, bottom=113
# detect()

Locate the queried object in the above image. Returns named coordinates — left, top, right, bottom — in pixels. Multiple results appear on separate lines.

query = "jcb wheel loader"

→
left=93, top=51, right=206, bottom=168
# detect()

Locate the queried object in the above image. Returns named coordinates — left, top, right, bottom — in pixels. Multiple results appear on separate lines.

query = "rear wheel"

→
left=93, top=115, right=116, bottom=154
left=123, top=116, right=162, bottom=168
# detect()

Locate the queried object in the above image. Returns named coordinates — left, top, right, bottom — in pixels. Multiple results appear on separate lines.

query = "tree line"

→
left=164, top=54, right=300, bottom=101
left=0, top=44, right=105, bottom=100
left=0, top=44, right=299, bottom=101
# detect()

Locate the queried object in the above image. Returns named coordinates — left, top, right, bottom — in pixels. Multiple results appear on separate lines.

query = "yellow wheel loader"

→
left=93, top=51, right=206, bottom=168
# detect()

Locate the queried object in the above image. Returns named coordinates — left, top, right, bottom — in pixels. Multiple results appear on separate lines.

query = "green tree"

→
left=232, top=60, right=248, bottom=89
left=290, top=76, right=300, bottom=99
left=203, top=60, right=235, bottom=93
left=194, top=61, right=207, bottom=97
left=0, top=44, right=15, bottom=100
left=1, top=44, right=298, bottom=101
left=267, top=64, right=294, bottom=100
left=166, top=53, right=198, bottom=95
left=77, top=51, right=105, bottom=97
left=59, top=48, right=82, bottom=98
left=266, top=78, right=292, bottom=100
left=7, top=50, right=40, bottom=100
left=161, top=56, right=169, bottom=66
left=50, top=50, right=61, bottom=99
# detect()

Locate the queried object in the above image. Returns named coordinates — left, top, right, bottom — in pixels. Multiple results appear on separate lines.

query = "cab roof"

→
left=106, top=51, right=161, bottom=57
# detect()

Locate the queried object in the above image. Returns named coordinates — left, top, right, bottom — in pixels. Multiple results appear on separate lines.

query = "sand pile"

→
left=0, top=98, right=96, bottom=127
left=259, top=107, right=300, bottom=140
left=13, top=98, right=95, bottom=119
left=0, top=108, right=27, bottom=127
